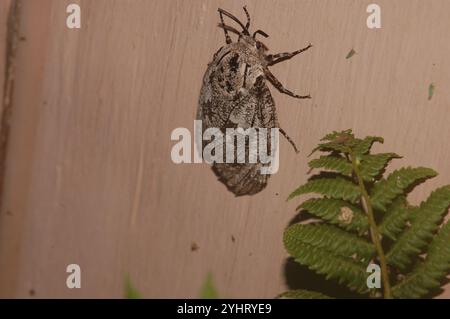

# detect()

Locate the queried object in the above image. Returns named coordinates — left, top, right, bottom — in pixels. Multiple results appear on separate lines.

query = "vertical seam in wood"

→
left=0, top=0, right=21, bottom=209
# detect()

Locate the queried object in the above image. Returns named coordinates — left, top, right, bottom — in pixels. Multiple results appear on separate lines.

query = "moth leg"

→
left=253, top=30, right=269, bottom=39
left=218, top=10, right=232, bottom=44
left=243, top=6, right=251, bottom=29
left=264, top=69, right=311, bottom=99
left=279, top=128, right=299, bottom=153
left=267, top=43, right=312, bottom=66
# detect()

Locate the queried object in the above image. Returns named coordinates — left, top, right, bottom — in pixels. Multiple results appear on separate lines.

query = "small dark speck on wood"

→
left=428, top=83, right=435, bottom=101
left=346, top=48, right=356, bottom=59
left=191, top=242, right=199, bottom=252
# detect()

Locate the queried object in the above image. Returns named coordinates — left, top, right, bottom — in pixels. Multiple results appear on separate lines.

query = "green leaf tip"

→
left=125, top=275, right=142, bottom=299
left=199, top=273, right=219, bottom=299
left=428, top=83, right=435, bottom=101
left=309, top=130, right=384, bottom=157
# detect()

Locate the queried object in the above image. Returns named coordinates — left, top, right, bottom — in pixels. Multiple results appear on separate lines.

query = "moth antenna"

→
left=217, top=23, right=242, bottom=37
left=218, top=8, right=232, bottom=44
left=279, top=128, right=299, bottom=153
left=243, top=6, right=251, bottom=30
left=218, top=8, right=250, bottom=35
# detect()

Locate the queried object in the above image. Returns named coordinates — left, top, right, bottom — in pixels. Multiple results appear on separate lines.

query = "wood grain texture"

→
left=0, top=0, right=11, bottom=109
left=0, top=0, right=449, bottom=298
left=0, top=0, right=11, bottom=293
left=0, top=0, right=13, bottom=204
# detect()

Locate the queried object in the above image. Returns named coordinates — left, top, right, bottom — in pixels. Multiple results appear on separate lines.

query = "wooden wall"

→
left=0, top=0, right=449, bottom=298
left=0, top=1, right=10, bottom=106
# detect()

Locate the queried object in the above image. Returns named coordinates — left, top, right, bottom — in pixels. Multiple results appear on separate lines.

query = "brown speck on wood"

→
left=231, top=235, right=235, bottom=243
left=191, top=242, right=199, bottom=251
left=29, top=289, right=35, bottom=296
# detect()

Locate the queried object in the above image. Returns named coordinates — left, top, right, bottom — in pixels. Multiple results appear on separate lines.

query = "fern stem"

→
left=350, top=152, right=392, bottom=299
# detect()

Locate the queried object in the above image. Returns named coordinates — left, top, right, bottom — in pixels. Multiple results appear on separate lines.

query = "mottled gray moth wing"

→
left=197, top=7, right=311, bottom=196
left=212, top=162, right=269, bottom=196
left=197, top=49, right=278, bottom=196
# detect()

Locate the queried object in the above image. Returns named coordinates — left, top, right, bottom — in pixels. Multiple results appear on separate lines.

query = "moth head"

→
left=253, top=30, right=269, bottom=52
left=217, top=7, right=270, bottom=53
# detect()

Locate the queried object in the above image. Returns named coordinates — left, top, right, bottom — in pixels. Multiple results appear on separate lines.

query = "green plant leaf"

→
left=125, top=275, right=142, bottom=299
left=279, top=289, right=333, bottom=299
left=309, top=134, right=383, bottom=157
left=386, top=186, right=450, bottom=270
left=298, top=198, right=369, bottom=233
left=285, top=224, right=375, bottom=261
left=308, top=155, right=352, bottom=176
left=392, top=220, right=450, bottom=298
left=428, top=83, right=435, bottom=101
left=199, top=273, right=219, bottom=299
left=309, top=130, right=355, bottom=156
left=351, top=136, right=384, bottom=156
left=359, top=153, right=402, bottom=181
left=288, top=177, right=360, bottom=203
left=320, top=129, right=354, bottom=142
left=370, top=167, right=438, bottom=211
left=283, top=130, right=450, bottom=299
left=284, top=235, right=370, bottom=293
left=378, top=196, right=409, bottom=240
left=309, top=141, right=351, bottom=156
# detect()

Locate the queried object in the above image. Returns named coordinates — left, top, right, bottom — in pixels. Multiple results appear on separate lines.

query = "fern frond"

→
left=378, top=196, right=409, bottom=240
left=308, top=155, right=352, bottom=175
left=283, top=130, right=450, bottom=299
left=284, top=239, right=369, bottom=293
left=320, top=129, right=354, bottom=142
left=288, top=177, right=360, bottom=203
left=386, top=186, right=450, bottom=270
left=351, top=136, right=384, bottom=155
left=309, top=142, right=350, bottom=156
left=298, top=198, right=369, bottom=233
left=278, top=290, right=333, bottom=299
left=370, top=167, right=437, bottom=211
left=285, top=224, right=375, bottom=261
left=310, top=130, right=355, bottom=155
left=309, top=134, right=384, bottom=157
left=392, top=220, right=450, bottom=298
left=359, top=153, right=401, bottom=181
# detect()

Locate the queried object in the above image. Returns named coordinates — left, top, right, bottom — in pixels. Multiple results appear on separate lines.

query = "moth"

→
left=197, top=7, right=312, bottom=196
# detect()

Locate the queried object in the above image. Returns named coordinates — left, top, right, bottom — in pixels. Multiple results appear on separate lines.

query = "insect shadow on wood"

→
left=197, top=6, right=312, bottom=196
